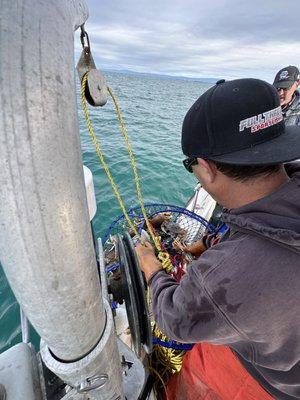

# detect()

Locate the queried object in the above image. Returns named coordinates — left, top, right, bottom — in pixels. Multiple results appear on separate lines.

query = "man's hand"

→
left=135, top=241, right=163, bottom=283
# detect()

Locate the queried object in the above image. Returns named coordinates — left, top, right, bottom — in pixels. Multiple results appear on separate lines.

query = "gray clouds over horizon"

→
left=76, top=0, right=300, bottom=82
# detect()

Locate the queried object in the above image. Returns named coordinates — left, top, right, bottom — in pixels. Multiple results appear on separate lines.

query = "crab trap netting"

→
left=103, top=203, right=216, bottom=244
left=103, top=203, right=218, bottom=286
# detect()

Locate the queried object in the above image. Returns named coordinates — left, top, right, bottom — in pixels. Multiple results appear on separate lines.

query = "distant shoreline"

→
left=102, top=68, right=218, bottom=84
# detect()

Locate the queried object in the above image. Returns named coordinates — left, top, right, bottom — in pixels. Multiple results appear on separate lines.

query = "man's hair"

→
left=211, top=161, right=281, bottom=182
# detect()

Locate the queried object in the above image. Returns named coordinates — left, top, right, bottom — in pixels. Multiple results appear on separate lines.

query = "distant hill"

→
left=102, top=68, right=219, bottom=84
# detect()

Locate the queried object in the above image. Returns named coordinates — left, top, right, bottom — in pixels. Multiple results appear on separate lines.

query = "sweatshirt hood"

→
left=221, top=168, right=300, bottom=252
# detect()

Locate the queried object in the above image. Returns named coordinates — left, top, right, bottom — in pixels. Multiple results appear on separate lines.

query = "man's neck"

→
left=221, top=168, right=290, bottom=209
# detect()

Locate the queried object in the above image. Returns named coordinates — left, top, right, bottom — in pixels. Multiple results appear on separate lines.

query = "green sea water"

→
left=0, top=71, right=211, bottom=353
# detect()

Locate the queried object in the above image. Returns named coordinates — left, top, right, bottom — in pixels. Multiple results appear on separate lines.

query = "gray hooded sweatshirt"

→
left=150, top=168, right=300, bottom=399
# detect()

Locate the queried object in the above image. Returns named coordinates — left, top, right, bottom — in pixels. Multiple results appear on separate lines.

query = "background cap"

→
left=273, top=65, right=300, bottom=89
left=181, top=78, right=300, bottom=165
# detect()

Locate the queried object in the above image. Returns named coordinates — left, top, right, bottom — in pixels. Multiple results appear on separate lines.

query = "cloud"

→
left=75, top=0, right=300, bottom=81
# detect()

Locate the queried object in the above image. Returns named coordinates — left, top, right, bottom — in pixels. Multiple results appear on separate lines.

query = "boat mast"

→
left=0, top=0, right=124, bottom=398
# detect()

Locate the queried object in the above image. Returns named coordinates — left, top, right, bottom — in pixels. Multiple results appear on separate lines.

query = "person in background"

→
left=273, top=65, right=300, bottom=126
left=136, top=78, right=300, bottom=400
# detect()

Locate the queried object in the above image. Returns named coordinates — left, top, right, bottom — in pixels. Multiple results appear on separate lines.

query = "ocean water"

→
left=0, top=71, right=211, bottom=353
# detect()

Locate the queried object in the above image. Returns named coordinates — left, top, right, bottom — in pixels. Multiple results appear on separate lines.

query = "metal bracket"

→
left=77, top=374, right=108, bottom=393
left=77, top=26, right=108, bottom=107
left=40, top=300, right=124, bottom=399
left=121, top=355, right=133, bottom=376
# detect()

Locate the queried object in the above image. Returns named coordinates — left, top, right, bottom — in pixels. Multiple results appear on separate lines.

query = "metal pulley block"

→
left=108, top=232, right=152, bottom=358
left=76, top=26, right=108, bottom=106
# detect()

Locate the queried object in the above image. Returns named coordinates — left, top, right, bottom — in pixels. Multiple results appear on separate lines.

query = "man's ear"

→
left=296, top=80, right=300, bottom=89
left=196, top=158, right=217, bottom=183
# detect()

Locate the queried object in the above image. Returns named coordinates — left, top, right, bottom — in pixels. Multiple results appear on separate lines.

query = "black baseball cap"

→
left=182, top=78, right=300, bottom=165
left=273, top=66, right=300, bottom=89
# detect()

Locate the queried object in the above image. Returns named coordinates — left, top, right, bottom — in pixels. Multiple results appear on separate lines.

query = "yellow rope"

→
left=107, top=86, right=174, bottom=274
left=81, top=72, right=186, bottom=388
left=81, top=74, right=138, bottom=237
left=107, top=87, right=160, bottom=246
left=106, top=85, right=186, bottom=382
left=81, top=73, right=173, bottom=270
left=152, top=324, right=185, bottom=374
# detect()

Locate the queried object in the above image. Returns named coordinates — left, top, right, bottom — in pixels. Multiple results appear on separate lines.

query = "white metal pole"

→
left=0, top=0, right=105, bottom=361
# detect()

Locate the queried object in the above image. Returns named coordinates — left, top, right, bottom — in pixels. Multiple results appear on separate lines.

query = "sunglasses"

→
left=276, top=87, right=291, bottom=92
left=182, top=157, right=198, bottom=173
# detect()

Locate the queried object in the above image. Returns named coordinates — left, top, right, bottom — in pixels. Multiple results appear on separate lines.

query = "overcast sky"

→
left=76, top=0, right=300, bottom=82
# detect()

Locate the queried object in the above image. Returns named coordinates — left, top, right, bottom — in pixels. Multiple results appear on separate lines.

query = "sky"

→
left=75, top=0, right=300, bottom=82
